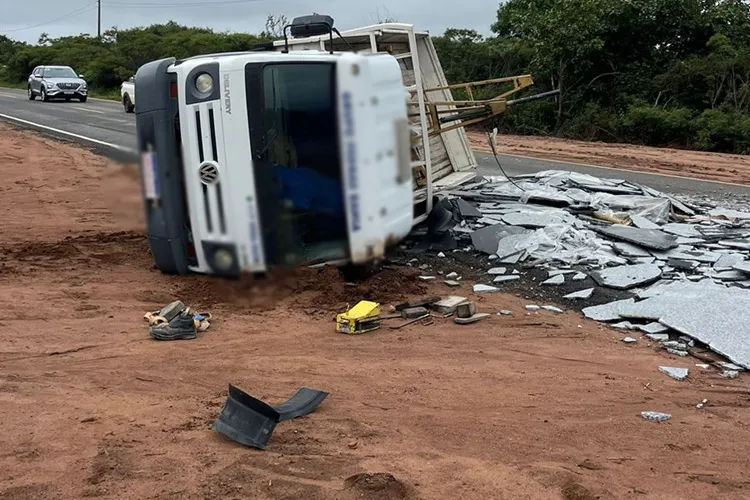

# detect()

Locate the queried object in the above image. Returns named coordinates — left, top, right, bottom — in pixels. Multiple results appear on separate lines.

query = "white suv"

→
left=28, top=65, right=88, bottom=102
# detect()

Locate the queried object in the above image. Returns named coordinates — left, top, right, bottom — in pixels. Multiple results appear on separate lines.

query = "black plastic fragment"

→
left=424, top=196, right=459, bottom=251
left=213, top=385, right=329, bottom=450
left=273, top=388, right=330, bottom=421
left=214, top=385, right=280, bottom=450
left=427, top=196, right=456, bottom=236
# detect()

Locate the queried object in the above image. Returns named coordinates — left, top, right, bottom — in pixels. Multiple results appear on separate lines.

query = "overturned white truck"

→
left=135, top=16, right=538, bottom=278
left=269, top=21, right=480, bottom=226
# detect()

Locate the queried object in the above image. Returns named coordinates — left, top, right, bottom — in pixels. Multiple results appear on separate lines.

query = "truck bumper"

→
left=134, top=57, right=192, bottom=275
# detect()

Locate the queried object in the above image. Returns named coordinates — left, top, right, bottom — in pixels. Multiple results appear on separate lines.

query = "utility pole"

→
left=97, top=0, right=101, bottom=38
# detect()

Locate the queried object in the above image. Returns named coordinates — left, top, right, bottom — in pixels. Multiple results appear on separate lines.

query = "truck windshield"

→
left=245, top=62, right=348, bottom=267
left=43, top=67, right=77, bottom=78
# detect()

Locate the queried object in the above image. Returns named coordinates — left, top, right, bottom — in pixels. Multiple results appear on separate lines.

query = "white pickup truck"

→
left=121, top=76, right=135, bottom=113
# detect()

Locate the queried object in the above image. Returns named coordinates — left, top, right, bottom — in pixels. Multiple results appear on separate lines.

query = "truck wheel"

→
left=339, top=262, right=379, bottom=282
left=79, top=96, right=87, bottom=103
left=41, top=87, right=49, bottom=102
left=28, top=87, right=35, bottom=100
left=123, top=94, right=135, bottom=113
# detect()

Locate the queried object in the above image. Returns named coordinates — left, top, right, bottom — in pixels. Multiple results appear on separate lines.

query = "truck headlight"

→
left=195, top=73, right=213, bottom=94
left=213, top=248, right=234, bottom=271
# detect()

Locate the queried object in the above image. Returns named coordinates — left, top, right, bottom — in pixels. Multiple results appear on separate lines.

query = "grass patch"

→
left=89, top=88, right=120, bottom=101
left=0, top=80, right=25, bottom=90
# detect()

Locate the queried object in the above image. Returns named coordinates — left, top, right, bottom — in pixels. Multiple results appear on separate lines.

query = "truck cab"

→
left=135, top=17, right=413, bottom=277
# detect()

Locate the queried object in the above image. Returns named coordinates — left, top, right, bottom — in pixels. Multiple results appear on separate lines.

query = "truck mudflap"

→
left=135, top=57, right=191, bottom=275
left=213, top=385, right=329, bottom=449
left=274, top=388, right=330, bottom=421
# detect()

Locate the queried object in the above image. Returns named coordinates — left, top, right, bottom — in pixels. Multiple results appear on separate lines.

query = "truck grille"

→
left=193, top=106, right=227, bottom=235
left=57, top=82, right=79, bottom=90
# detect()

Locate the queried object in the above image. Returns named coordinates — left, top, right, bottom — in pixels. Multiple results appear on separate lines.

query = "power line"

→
left=0, top=0, right=264, bottom=38
left=105, top=0, right=264, bottom=7
left=0, top=3, right=97, bottom=33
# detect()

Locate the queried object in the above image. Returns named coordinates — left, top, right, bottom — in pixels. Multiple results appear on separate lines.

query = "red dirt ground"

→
left=468, top=131, right=750, bottom=185
left=2, top=123, right=750, bottom=499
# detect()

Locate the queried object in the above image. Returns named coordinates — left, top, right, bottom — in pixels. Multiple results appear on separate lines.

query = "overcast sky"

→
left=1, top=0, right=501, bottom=44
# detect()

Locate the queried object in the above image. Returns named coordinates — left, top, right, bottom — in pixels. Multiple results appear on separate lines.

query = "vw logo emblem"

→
left=198, top=162, right=219, bottom=185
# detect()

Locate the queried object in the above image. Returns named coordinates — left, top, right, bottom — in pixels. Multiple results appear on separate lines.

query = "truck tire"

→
left=41, top=87, right=49, bottom=102
left=339, top=262, right=378, bottom=282
left=79, top=96, right=87, bottom=103
left=123, top=94, right=135, bottom=113
left=28, top=86, right=35, bottom=100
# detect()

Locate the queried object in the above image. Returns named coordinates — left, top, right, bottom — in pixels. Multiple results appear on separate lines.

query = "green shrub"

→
left=619, top=104, right=696, bottom=147
left=695, top=109, right=750, bottom=154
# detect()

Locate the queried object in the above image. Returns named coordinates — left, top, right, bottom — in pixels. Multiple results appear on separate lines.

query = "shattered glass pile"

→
left=440, top=170, right=750, bottom=368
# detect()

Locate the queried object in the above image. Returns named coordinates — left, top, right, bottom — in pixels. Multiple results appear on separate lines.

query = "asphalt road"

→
left=2, top=86, right=750, bottom=199
left=0, top=87, right=137, bottom=158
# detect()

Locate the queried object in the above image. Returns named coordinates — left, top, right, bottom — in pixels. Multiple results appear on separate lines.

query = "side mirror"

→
left=78, top=73, right=85, bottom=78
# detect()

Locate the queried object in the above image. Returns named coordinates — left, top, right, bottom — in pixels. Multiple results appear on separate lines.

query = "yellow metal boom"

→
left=408, top=74, right=559, bottom=136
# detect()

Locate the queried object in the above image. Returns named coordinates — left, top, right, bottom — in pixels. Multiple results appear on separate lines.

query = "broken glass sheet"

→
left=720, top=240, right=750, bottom=251
left=630, top=215, right=660, bottom=230
left=493, top=275, right=520, bottom=284
left=476, top=216, right=506, bottom=225
left=542, top=274, right=565, bottom=286
left=457, top=199, right=482, bottom=217
left=638, top=322, right=670, bottom=334
left=734, top=261, right=750, bottom=275
left=613, top=242, right=652, bottom=258
left=714, top=254, right=746, bottom=271
left=496, top=233, right=534, bottom=259
left=591, top=264, right=662, bottom=290
left=667, top=258, right=699, bottom=271
left=488, top=267, right=507, bottom=275
left=501, top=211, right=574, bottom=228
left=668, top=250, right=722, bottom=264
left=471, top=225, right=530, bottom=255
left=500, top=251, right=525, bottom=264
left=594, top=225, right=678, bottom=251
left=564, top=288, right=595, bottom=300
left=582, top=298, right=636, bottom=322
left=662, top=223, right=702, bottom=238
left=619, top=280, right=726, bottom=320
left=548, top=269, right=577, bottom=277
left=709, top=270, right=746, bottom=281
left=659, top=366, right=689, bottom=381
left=664, top=194, right=696, bottom=216
left=658, top=287, right=750, bottom=369
left=498, top=225, right=627, bottom=267
left=675, top=237, right=706, bottom=245
left=709, top=208, right=750, bottom=220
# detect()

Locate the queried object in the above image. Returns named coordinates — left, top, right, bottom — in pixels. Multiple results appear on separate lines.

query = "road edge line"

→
left=0, top=112, right=137, bottom=155
left=477, top=151, right=749, bottom=188
left=0, top=86, right=120, bottom=104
